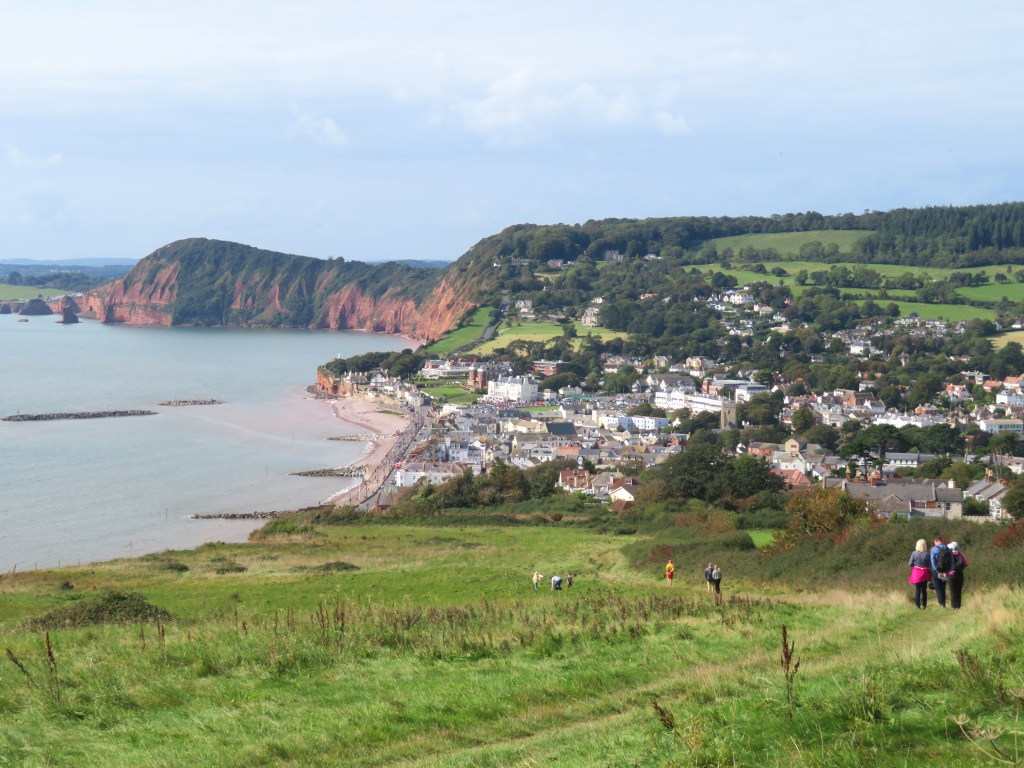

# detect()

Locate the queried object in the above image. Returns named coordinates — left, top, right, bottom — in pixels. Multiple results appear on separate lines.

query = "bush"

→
left=992, top=520, right=1024, bottom=549
left=712, top=531, right=756, bottom=551
left=156, top=560, right=190, bottom=572
left=25, top=591, right=171, bottom=631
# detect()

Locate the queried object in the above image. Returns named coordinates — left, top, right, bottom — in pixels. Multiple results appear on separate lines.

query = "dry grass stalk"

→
left=780, top=624, right=800, bottom=719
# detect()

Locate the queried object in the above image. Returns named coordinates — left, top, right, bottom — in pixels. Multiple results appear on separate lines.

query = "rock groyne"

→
left=2, top=410, right=156, bottom=422
left=290, top=466, right=365, bottom=478
left=189, top=511, right=284, bottom=520
left=159, top=399, right=224, bottom=406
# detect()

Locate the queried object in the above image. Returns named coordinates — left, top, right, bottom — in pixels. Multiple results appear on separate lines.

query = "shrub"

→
left=25, top=591, right=171, bottom=631
left=992, top=520, right=1024, bottom=549
left=713, top=531, right=756, bottom=551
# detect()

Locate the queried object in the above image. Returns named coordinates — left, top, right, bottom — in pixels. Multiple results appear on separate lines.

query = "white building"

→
left=485, top=376, right=539, bottom=403
left=394, top=462, right=462, bottom=487
left=979, top=418, right=1024, bottom=434
left=996, top=392, right=1024, bottom=407
left=654, top=388, right=725, bottom=415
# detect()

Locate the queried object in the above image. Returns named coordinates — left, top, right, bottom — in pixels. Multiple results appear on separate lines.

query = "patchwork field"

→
left=0, top=523, right=1020, bottom=767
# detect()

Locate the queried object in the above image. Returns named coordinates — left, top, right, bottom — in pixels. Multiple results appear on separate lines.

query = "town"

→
left=315, top=292, right=1024, bottom=524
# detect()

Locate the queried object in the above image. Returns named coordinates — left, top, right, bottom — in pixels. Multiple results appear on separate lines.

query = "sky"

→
left=2, top=1, right=1024, bottom=263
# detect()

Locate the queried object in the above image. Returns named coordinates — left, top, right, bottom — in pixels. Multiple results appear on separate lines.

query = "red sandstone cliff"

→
left=61, top=238, right=480, bottom=342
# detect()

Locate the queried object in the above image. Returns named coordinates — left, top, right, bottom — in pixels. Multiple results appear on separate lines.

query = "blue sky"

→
left=2, top=1, right=1024, bottom=263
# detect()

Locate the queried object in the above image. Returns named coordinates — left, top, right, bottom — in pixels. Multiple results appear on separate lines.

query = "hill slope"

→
left=67, top=202, right=1024, bottom=340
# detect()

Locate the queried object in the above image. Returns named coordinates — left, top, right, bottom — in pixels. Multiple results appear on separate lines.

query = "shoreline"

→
left=324, top=395, right=413, bottom=506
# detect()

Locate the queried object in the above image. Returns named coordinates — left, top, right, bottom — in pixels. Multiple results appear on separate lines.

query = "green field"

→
left=0, top=285, right=66, bottom=301
left=718, top=260, right=1019, bottom=291
left=475, top=320, right=626, bottom=356
left=957, top=282, right=1024, bottom=303
left=710, top=229, right=874, bottom=255
left=748, top=530, right=776, bottom=548
left=0, top=522, right=1021, bottom=767
left=420, top=384, right=480, bottom=404
left=992, top=329, right=1024, bottom=349
left=857, top=300, right=996, bottom=322
left=423, top=307, right=494, bottom=356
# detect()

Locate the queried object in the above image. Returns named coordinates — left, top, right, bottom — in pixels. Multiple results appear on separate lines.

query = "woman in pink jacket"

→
left=908, top=538, right=931, bottom=609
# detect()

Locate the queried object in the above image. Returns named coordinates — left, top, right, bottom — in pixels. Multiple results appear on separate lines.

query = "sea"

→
left=0, top=314, right=410, bottom=572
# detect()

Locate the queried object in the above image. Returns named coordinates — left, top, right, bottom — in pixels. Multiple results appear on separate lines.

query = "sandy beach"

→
left=328, top=395, right=413, bottom=506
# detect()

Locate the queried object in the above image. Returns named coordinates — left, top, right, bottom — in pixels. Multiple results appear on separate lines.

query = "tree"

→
left=878, top=385, right=901, bottom=409
left=801, top=424, right=840, bottom=452
left=754, top=368, right=774, bottom=386
left=790, top=408, right=816, bottom=433
left=650, top=441, right=725, bottom=502
left=906, top=374, right=943, bottom=408
left=1001, top=478, right=1024, bottom=521
left=726, top=454, right=784, bottom=499
left=766, top=486, right=873, bottom=555
left=988, top=431, right=1020, bottom=457
left=738, top=392, right=783, bottom=426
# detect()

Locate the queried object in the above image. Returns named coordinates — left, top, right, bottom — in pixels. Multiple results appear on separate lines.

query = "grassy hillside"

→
left=711, top=229, right=873, bottom=254
left=475, top=320, right=626, bottom=355
left=1, top=521, right=1021, bottom=767
left=423, top=306, right=494, bottom=355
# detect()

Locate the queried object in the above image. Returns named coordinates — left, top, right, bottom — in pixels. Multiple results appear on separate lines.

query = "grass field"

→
left=475, top=320, right=626, bottom=355
left=992, top=329, right=1024, bottom=349
left=423, top=307, right=494, bottom=356
left=420, top=384, right=480, bottom=405
left=857, top=300, right=997, bottom=322
left=0, top=523, right=1021, bottom=767
left=710, top=230, right=874, bottom=255
left=958, top=282, right=1024, bottom=303
left=0, top=285, right=65, bottom=301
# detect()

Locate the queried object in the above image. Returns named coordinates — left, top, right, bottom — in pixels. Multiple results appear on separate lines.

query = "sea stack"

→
left=0, top=302, right=11, bottom=314
left=18, top=298, right=54, bottom=316
left=59, top=308, right=80, bottom=324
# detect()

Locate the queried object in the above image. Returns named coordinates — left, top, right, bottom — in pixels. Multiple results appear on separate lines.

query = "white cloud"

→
left=654, top=112, right=691, bottom=137
left=288, top=106, right=348, bottom=147
left=2, top=1, right=1021, bottom=146
left=7, top=146, right=62, bottom=169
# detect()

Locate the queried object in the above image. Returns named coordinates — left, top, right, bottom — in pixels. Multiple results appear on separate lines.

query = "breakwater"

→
left=189, top=511, right=284, bottom=520
left=3, top=410, right=156, bottom=422
left=159, top=399, right=224, bottom=406
left=290, top=466, right=365, bottom=478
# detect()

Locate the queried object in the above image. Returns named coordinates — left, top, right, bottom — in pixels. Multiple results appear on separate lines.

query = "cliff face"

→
left=69, top=238, right=482, bottom=341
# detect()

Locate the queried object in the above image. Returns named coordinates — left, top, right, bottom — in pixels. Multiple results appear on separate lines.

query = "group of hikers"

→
left=532, top=536, right=969, bottom=609
left=908, top=535, right=968, bottom=610
left=664, top=560, right=723, bottom=603
left=533, top=571, right=573, bottom=591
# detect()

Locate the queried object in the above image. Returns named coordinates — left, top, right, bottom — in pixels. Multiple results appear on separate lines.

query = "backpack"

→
left=934, top=545, right=952, bottom=572
left=951, top=552, right=965, bottom=574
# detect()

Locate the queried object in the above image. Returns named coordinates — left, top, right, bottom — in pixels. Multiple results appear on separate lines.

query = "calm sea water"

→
left=0, top=315, right=409, bottom=571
